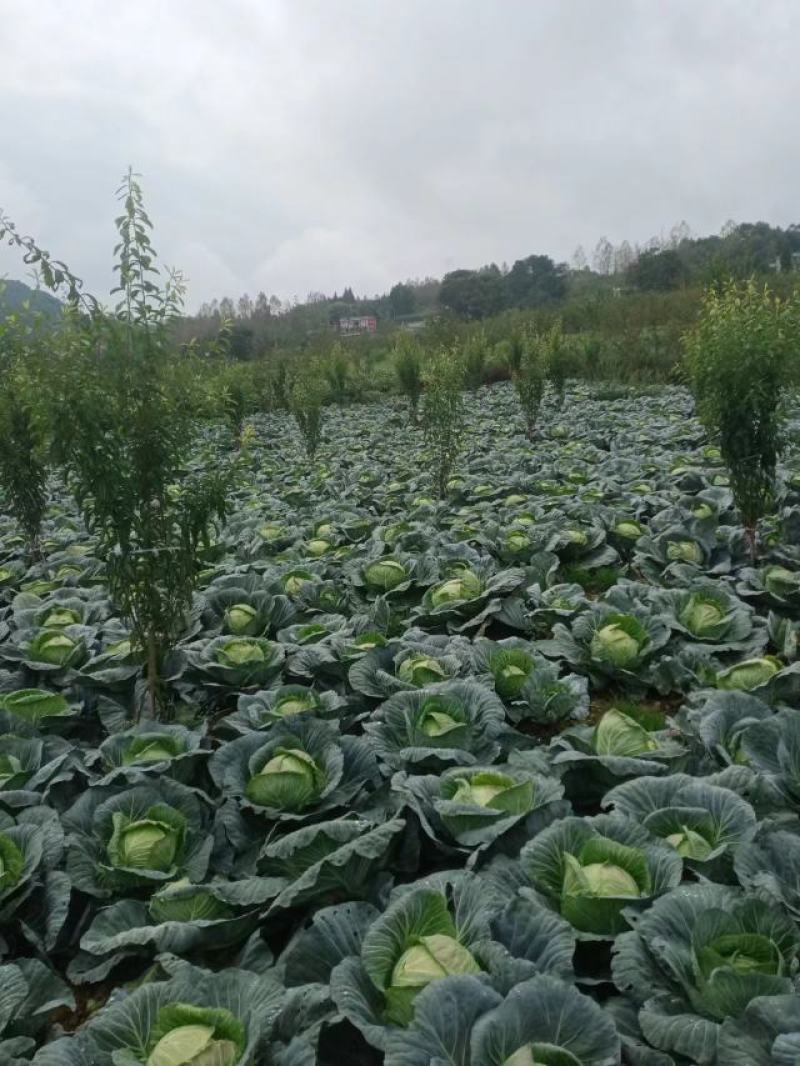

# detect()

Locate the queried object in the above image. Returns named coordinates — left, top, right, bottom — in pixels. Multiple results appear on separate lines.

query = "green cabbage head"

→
left=1, top=689, right=71, bottom=724
left=42, top=607, right=81, bottom=627
left=216, top=638, right=266, bottom=667
left=273, top=691, right=320, bottom=717
left=665, top=539, right=703, bottom=565
left=223, top=603, right=259, bottom=636
left=614, top=520, right=644, bottom=541
left=716, top=656, right=781, bottom=691
left=590, top=616, right=648, bottom=670
left=416, top=697, right=466, bottom=742
left=665, top=826, right=714, bottom=860
left=363, top=558, right=408, bottom=592
left=678, top=592, right=728, bottom=637
left=559, top=836, right=651, bottom=933
left=148, top=879, right=234, bottom=924
left=490, top=649, right=535, bottom=700
left=505, top=530, right=531, bottom=554
left=107, top=804, right=186, bottom=872
left=121, top=734, right=186, bottom=766
left=386, top=934, right=481, bottom=1025
left=245, top=747, right=326, bottom=810
left=430, top=568, right=482, bottom=606
left=28, top=630, right=82, bottom=666
left=764, top=566, right=800, bottom=600
left=592, top=708, right=658, bottom=757
left=147, top=1003, right=245, bottom=1066
left=397, top=654, right=449, bottom=687
left=450, top=770, right=533, bottom=813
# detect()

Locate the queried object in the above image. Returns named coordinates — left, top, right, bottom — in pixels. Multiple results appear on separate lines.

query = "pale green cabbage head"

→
left=665, top=826, right=714, bottom=860
left=29, top=631, right=80, bottom=666
left=592, top=708, right=658, bottom=757
left=121, top=734, right=185, bottom=766
left=666, top=539, right=703, bottom=565
left=216, top=639, right=265, bottom=667
left=679, top=593, right=726, bottom=637
left=223, top=603, right=259, bottom=635
left=146, top=1004, right=244, bottom=1066
left=614, top=520, right=643, bottom=540
left=590, top=618, right=646, bottom=669
left=397, top=654, right=449, bottom=687
left=363, top=558, right=408, bottom=592
left=245, top=747, right=325, bottom=810
left=764, top=566, right=800, bottom=599
left=1, top=689, right=71, bottom=724
left=387, top=934, right=480, bottom=1024
left=148, top=879, right=234, bottom=924
left=42, top=607, right=80, bottom=627
left=717, top=657, right=781, bottom=691
left=430, top=569, right=482, bottom=606
left=107, top=806, right=185, bottom=872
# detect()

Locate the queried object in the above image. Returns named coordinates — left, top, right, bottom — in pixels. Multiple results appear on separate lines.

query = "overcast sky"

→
left=1, top=1, right=799, bottom=310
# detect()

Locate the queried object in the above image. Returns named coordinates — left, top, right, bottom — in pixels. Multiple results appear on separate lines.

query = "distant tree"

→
left=592, top=237, right=615, bottom=275
left=668, top=220, right=693, bottom=248
left=269, top=294, right=282, bottom=315
left=627, top=249, right=687, bottom=291
left=439, top=269, right=505, bottom=319
left=341, top=286, right=356, bottom=303
left=229, top=322, right=255, bottom=360
left=219, top=296, right=235, bottom=318
left=388, top=282, right=416, bottom=317
left=253, top=291, right=270, bottom=318
left=613, top=240, right=635, bottom=274
left=505, top=255, right=567, bottom=307
left=237, top=293, right=253, bottom=318
left=570, top=245, right=588, bottom=271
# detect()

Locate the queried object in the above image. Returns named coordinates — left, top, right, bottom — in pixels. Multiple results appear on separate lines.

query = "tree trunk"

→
left=146, top=634, right=159, bottom=722
left=744, top=522, right=757, bottom=564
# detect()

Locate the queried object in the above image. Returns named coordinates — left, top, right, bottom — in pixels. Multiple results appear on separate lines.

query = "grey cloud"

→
left=1, top=0, right=799, bottom=309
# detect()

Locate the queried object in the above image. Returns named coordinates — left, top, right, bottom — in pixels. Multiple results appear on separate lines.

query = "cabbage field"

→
left=3, top=380, right=800, bottom=1065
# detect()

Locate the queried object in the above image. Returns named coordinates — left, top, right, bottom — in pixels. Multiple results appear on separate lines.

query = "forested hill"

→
left=0, top=279, right=62, bottom=319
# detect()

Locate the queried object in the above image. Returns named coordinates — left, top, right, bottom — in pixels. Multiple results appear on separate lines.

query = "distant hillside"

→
left=0, top=279, right=62, bottom=319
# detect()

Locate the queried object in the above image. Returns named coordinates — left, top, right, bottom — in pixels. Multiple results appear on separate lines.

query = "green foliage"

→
left=393, top=333, right=424, bottom=422
left=422, top=349, right=465, bottom=498
left=461, top=329, right=487, bottom=389
left=512, top=333, right=545, bottom=439
left=542, top=319, right=569, bottom=405
left=439, top=268, right=506, bottom=320
left=214, top=347, right=259, bottom=446
left=0, top=314, right=49, bottom=556
left=627, top=248, right=688, bottom=291
left=388, top=281, right=416, bottom=317
left=683, top=279, right=799, bottom=555
left=324, top=342, right=350, bottom=405
left=0, top=279, right=61, bottom=321
left=41, top=170, right=231, bottom=716
left=505, top=253, right=568, bottom=307
left=290, top=364, right=327, bottom=459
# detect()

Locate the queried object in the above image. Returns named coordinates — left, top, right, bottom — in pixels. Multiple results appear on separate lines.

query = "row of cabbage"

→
left=1, top=383, right=800, bottom=1064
